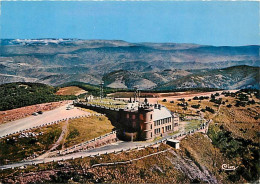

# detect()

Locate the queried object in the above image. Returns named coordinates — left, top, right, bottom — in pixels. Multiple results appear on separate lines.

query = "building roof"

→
left=167, top=139, right=180, bottom=143
left=153, top=106, right=172, bottom=121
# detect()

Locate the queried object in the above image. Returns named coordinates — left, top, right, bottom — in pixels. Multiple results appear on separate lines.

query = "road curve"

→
left=0, top=105, right=91, bottom=137
left=0, top=141, right=151, bottom=170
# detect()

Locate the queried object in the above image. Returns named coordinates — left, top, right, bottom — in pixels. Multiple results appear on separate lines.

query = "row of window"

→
left=154, top=128, right=161, bottom=134
left=126, top=114, right=136, bottom=119
left=154, top=125, right=172, bottom=135
left=165, top=125, right=172, bottom=131
left=154, top=117, right=172, bottom=126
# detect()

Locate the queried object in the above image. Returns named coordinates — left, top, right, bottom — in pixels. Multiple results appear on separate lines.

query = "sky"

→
left=0, top=1, right=259, bottom=46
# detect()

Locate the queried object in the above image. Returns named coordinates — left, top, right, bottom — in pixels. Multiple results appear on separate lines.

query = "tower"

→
left=100, top=81, right=104, bottom=99
left=138, top=105, right=154, bottom=140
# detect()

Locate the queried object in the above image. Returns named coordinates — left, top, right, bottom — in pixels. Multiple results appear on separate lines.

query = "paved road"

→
left=0, top=105, right=90, bottom=137
left=0, top=141, right=151, bottom=170
left=0, top=122, right=209, bottom=170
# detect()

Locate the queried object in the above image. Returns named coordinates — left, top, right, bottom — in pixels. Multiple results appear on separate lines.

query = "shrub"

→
left=193, top=96, right=199, bottom=100
left=205, top=106, right=215, bottom=113
left=191, top=104, right=200, bottom=109
left=178, top=98, right=185, bottom=102
left=227, top=104, right=232, bottom=108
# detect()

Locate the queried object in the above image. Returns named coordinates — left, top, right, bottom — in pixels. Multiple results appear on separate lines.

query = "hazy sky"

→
left=0, top=1, right=259, bottom=46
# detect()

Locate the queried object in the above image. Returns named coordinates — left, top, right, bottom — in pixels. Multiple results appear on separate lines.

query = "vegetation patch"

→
left=64, top=115, right=114, bottom=147
left=55, top=86, right=86, bottom=96
left=184, top=119, right=204, bottom=132
left=0, top=124, right=62, bottom=164
left=0, top=82, right=76, bottom=111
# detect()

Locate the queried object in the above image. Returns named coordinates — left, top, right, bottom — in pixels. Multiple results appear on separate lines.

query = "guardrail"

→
left=0, top=119, right=212, bottom=170
left=58, top=130, right=118, bottom=155
left=91, top=149, right=170, bottom=168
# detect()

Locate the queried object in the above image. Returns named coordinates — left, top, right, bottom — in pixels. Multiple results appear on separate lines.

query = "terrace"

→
left=83, top=98, right=128, bottom=109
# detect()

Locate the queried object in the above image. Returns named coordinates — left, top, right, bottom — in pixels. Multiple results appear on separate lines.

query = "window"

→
left=151, top=124, right=152, bottom=129
left=151, top=132, right=152, bottom=137
left=150, top=114, right=153, bottom=120
left=132, top=114, right=136, bottom=119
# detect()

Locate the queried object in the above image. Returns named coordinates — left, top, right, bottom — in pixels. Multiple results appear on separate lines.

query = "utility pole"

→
left=100, top=81, right=104, bottom=99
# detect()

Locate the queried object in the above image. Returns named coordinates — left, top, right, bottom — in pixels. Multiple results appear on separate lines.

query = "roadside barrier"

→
left=0, top=118, right=212, bottom=170
left=91, top=149, right=169, bottom=168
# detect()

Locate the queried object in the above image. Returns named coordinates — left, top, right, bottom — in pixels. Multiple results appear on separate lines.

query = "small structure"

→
left=86, top=95, right=94, bottom=102
left=166, top=139, right=180, bottom=149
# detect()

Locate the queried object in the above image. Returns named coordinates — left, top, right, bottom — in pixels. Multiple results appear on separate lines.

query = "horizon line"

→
left=1, top=38, right=259, bottom=47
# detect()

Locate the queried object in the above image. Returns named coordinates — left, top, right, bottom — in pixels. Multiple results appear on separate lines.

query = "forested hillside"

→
left=0, top=82, right=76, bottom=111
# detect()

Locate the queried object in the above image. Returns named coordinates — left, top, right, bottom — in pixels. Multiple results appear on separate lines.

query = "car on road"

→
left=37, top=111, right=43, bottom=114
left=32, top=112, right=38, bottom=116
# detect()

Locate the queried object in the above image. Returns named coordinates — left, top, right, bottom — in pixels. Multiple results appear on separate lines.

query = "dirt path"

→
left=36, top=120, right=69, bottom=159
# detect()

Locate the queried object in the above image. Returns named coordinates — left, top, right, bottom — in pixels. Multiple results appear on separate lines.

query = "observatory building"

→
left=76, top=96, right=179, bottom=141
left=118, top=98, right=179, bottom=140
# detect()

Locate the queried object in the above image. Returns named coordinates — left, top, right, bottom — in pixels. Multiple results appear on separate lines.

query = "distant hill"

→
left=156, top=65, right=259, bottom=90
left=0, top=39, right=259, bottom=89
left=102, top=66, right=259, bottom=90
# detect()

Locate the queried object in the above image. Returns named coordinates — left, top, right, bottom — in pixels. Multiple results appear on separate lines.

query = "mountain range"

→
left=0, top=39, right=259, bottom=89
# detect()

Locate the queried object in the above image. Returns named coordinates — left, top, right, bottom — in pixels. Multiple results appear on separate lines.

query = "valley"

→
left=0, top=39, right=259, bottom=89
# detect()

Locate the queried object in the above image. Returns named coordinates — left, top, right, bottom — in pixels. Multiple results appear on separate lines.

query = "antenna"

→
left=100, top=81, right=104, bottom=99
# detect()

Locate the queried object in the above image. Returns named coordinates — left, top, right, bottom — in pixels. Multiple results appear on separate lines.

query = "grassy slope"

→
left=64, top=116, right=114, bottom=148
left=0, top=123, right=62, bottom=164
left=162, top=89, right=260, bottom=182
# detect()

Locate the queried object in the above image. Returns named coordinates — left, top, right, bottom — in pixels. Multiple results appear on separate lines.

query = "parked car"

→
left=37, top=111, right=43, bottom=114
left=32, top=112, right=38, bottom=116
